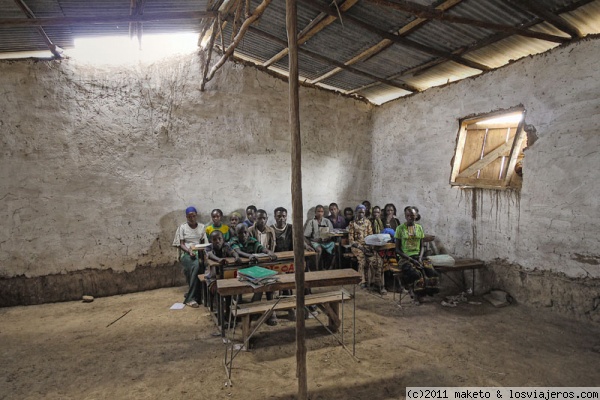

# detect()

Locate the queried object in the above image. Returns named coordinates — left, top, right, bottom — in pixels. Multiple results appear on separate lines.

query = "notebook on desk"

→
left=237, top=266, right=278, bottom=280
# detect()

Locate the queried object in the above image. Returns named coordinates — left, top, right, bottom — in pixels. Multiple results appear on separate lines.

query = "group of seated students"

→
left=173, top=201, right=440, bottom=315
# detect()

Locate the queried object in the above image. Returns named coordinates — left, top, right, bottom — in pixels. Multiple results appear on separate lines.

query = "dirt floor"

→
left=1, top=284, right=600, bottom=400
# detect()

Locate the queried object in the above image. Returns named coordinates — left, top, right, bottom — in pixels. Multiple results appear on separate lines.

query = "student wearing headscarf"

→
left=348, top=204, right=386, bottom=294
left=370, top=206, right=384, bottom=234
left=172, top=206, right=208, bottom=308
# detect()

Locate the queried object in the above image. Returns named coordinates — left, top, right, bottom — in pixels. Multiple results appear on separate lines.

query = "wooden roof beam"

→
left=248, top=25, right=419, bottom=93
left=362, top=0, right=569, bottom=44
left=0, top=11, right=217, bottom=28
left=128, top=0, right=147, bottom=48
left=309, top=0, right=465, bottom=85
left=299, top=0, right=491, bottom=72
left=13, top=0, right=62, bottom=58
left=504, top=0, right=583, bottom=39
left=262, top=0, right=359, bottom=68
left=204, top=0, right=272, bottom=84
left=349, top=0, right=594, bottom=97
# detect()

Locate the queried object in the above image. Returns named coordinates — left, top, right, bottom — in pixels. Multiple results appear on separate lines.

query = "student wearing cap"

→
left=172, top=206, right=208, bottom=308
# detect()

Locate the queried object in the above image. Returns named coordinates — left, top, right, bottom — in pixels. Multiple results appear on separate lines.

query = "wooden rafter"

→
left=13, top=0, right=62, bottom=58
left=299, top=0, right=491, bottom=72
left=204, top=0, right=273, bottom=84
left=0, top=11, right=217, bottom=28
left=248, top=25, right=418, bottom=93
left=362, top=0, right=569, bottom=43
left=262, top=0, right=358, bottom=68
left=309, top=0, right=464, bottom=85
left=322, top=0, right=595, bottom=94
left=504, top=0, right=583, bottom=39
left=201, top=19, right=219, bottom=91
left=129, top=0, right=147, bottom=49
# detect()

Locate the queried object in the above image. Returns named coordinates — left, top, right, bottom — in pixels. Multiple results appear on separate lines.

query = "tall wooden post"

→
left=286, top=0, right=307, bottom=398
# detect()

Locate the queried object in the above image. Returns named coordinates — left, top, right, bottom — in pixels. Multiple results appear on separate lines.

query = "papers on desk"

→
left=365, top=234, right=392, bottom=246
left=237, top=266, right=279, bottom=288
left=251, top=253, right=271, bottom=260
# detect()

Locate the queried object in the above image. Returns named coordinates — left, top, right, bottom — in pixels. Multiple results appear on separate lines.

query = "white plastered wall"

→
left=371, top=37, right=600, bottom=279
left=0, top=56, right=372, bottom=279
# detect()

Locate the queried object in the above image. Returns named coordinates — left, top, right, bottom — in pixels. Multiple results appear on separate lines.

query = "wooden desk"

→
left=217, top=268, right=361, bottom=296
left=328, top=231, right=349, bottom=269
left=435, top=258, right=485, bottom=295
left=219, top=268, right=361, bottom=382
left=208, top=250, right=316, bottom=278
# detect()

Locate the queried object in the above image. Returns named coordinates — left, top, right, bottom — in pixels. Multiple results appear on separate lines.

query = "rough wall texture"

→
left=371, top=37, right=600, bottom=320
left=0, top=55, right=372, bottom=305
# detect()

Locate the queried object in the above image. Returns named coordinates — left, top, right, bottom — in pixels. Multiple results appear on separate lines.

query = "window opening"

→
left=450, top=109, right=526, bottom=190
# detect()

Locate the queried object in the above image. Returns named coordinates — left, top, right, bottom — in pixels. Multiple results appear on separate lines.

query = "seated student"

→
left=248, top=209, right=276, bottom=251
left=304, top=205, right=335, bottom=271
left=327, top=202, right=347, bottom=229
left=370, top=206, right=384, bottom=234
left=243, top=205, right=257, bottom=227
left=172, top=206, right=208, bottom=308
left=271, top=206, right=315, bottom=320
left=231, top=223, right=278, bottom=325
left=343, top=207, right=354, bottom=226
left=204, top=230, right=240, bottom=324
left=247, top=209, right=277, bottom=322
left=348, top=204, right=386, bottom=294
left=362, top=200, right=372, bottom=219
left=230, top=224, right=277, bottom=263
left=228, top=212, right=242, bottom=241
left=206, top=209, right=230, bottom=242
left=395, top=206, right=439, bottom=304
left=383, top=203, right=401, bottom=230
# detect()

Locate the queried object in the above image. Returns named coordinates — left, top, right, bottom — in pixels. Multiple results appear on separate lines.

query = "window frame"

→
left=450, top=107, right=526, bottom=190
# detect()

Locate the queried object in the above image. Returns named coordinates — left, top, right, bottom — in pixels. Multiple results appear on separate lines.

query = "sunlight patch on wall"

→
left=67, top=33, right=198, bottom=66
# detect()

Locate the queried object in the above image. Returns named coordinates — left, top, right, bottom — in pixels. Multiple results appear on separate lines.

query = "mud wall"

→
left=0, top=55, right=372, bottom=305
left=371, top=38, right=600, bottom=319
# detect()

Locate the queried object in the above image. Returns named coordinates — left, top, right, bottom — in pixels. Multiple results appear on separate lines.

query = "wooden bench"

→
left=233, top=289, right=352, bottom=348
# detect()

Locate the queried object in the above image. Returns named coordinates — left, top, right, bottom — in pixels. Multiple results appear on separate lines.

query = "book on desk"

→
left=237, top=266, right=279, bottom=288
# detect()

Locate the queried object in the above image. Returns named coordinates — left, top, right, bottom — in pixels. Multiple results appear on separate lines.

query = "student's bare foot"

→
left=266, top=315, right=278, bottom=326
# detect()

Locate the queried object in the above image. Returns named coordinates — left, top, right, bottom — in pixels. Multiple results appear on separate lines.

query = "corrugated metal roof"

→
left=0, top=0, right=598, bottom=104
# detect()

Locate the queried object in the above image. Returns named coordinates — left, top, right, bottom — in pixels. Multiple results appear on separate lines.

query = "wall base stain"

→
left=483, top=260, right=600, bottom=323
left=0, top=263, right=186, bottom=308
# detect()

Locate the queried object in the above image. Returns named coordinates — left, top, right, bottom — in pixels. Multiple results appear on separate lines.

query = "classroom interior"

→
left=1, top=0, right=599, bottom=398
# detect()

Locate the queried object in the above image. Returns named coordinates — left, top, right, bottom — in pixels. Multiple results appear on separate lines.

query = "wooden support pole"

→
left=204, top=0, right=272, bottom=84
left=286, top=0, right=307, bottom=398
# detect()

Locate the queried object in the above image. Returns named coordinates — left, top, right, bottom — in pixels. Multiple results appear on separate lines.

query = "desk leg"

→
left=353, top=284, right=356, bottom=357
left=337, top=238, right=342, bottom=269
left=218, top=293, right=224, bottom=337
left=318, top=302, right=340, bottom=332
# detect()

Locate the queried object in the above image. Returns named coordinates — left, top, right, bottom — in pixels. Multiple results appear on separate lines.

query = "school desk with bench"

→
left=217, top=269, right=362, bottom=382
